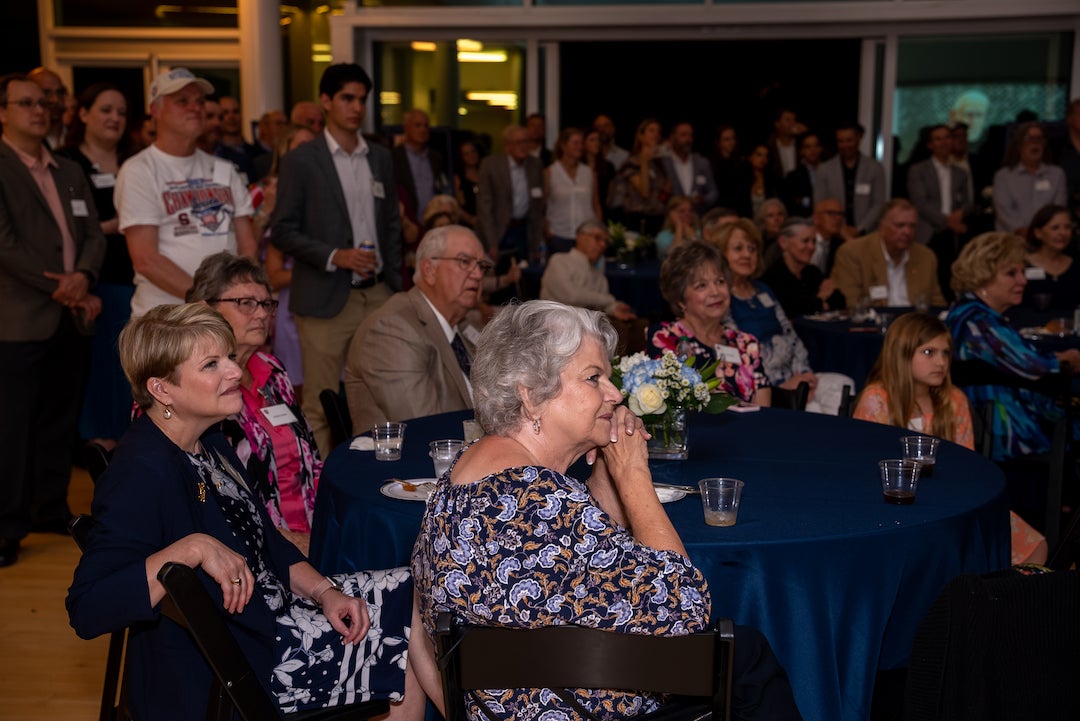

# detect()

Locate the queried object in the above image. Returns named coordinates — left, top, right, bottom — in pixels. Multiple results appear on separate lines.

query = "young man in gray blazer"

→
left=814, top=122, right=886, bottom=238
left=0, top=74, right=105, bottom=566
left=272, top=63, right=402, bottom=455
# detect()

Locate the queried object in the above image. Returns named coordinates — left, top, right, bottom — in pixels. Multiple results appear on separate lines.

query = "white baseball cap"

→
left=149, top=68, right=214, bottom=105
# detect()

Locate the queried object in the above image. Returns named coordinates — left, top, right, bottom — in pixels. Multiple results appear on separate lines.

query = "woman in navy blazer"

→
left=66, top=304, right=438, bottom=721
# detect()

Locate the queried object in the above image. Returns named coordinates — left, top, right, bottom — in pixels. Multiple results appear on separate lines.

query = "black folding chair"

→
left=770, top=381, right=810, bottom=411
left=837, top=384, right=856, bottom=418
left=156, top=562, right=390, bottom=721
left=69, top=514, right=129, bottom=721
left=319, top=388, right=354, bottom=451
left=435, top=611, right=735, bottom=721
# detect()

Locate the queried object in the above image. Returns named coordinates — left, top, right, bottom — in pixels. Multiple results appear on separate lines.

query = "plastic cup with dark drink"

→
left=879, top=459, right=921, bottom=504
left=900, top=435, right=939, bottom=477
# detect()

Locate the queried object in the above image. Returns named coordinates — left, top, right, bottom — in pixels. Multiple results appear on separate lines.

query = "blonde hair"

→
left=119, top=304, right=236, bottom=409
left=950, top=232, right=1026, bottom=294
left=860, top=312, right=959, bottom=441
left=708, top=218, right=763, bottom=279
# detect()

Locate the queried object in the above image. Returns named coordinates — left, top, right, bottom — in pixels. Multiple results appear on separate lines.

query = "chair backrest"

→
left=319, top=388, right=354, bottom=451
left=837, top=384, right=856, bottom=418
left=155, top=562, right=389, bottom=721
left=434, top=612, right=734, bottom=721
left=69, top=515, right=130, bottom=721
left=80, top=442, right=113, bottom=483
left=771, top=381, right=810, bottom=411
left=904, top=569, right=1080, bottom=721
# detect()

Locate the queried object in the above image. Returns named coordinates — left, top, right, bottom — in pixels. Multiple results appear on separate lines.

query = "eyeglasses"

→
left=4, top=98, right=49, bottom=110
left=431, top=255, right=495, bottom=274
left=210, top=297, right=279, bottom=314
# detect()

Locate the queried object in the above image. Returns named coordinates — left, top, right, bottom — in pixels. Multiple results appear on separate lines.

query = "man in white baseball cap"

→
left=115, top=68, right=256, bottom=317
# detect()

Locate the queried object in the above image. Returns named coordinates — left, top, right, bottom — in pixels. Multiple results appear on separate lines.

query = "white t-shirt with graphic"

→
left=117, top=145, right=253, bottom=316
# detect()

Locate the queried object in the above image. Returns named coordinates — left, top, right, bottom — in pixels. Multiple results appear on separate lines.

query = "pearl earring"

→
left=163, top=405, right=173, bottom=420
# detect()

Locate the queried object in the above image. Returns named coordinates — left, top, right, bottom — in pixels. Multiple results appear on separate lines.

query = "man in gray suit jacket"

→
left=344, top=225, right=486, bottom=431
left=907, top=125, right=973, bottom=246
left=271, top=63, right=402, bottom=455
left=908, top=125, right=974, bottom=300
left=476, top=124, right=545, bottom=263
left=0, top=74, right=105, bottom=565
left=659, top=121, right=719, bottom=212
left=814, top=122, right=886, bottom=237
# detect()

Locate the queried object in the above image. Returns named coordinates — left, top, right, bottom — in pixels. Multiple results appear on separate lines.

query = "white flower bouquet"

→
left=612, top=350, right=733, bottom=417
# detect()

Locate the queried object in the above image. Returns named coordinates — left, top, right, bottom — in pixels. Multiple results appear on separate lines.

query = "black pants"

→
left=731, top=624, right=804, bottom=721
left=0, top=313, right=90, bottom=539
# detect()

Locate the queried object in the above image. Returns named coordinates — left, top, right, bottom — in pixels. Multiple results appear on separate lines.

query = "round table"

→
left=310, top=408, right=1010, bottom=721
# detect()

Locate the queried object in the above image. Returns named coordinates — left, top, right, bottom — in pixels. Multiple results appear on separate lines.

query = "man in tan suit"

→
left=344, top=225, right=488, bottom=430
left=830, top=199, right=945, bottom=309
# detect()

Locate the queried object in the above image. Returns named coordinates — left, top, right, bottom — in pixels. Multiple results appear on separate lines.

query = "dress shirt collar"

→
left=324, top=127, right=368, bottom=158
left=419, top=288, right=457, bottom=344
left=3, top=135, right=56, bottom=170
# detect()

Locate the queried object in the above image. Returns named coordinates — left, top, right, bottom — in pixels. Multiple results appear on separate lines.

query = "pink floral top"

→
left=221, top=351, right=321, bottom=532
left=853, top=383, right=974, bottom=449
left=648, top=320, right=768, bottom=403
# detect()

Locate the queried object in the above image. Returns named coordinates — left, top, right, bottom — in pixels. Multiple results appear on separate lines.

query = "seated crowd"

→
left=1, top=58, right=1078, bottom=720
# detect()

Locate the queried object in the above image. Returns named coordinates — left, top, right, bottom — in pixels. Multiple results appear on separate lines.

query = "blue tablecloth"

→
left=311, top=408, right=1010, bottom=721
left=792, top=316, right=884, bottom=389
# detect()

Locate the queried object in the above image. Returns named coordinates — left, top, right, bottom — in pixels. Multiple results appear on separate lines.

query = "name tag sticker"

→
left=90, top=173, right=115, bottom=189
left=715, top=344, right=742, bottom=365
left=695, top=174, right=706, bottom=186
left=372, top=181, right=385, bottom=199
left=462, top=325, right=482, bottom=346
left=260, top=404, right=298, bottom=427
left=212, top=160, right=232, bottom=186
left=869, top=285, right=889, bottom=301
left=1034, top=179, right=1051, bottom=192
left=70, top=199, right=89, bottom=217
left=530, top=186, right=543, bottom=199
left=757, top=292, right=775, bottom=308
left=1024, top=266, right=1047, bottom=280
left=855, top=183, right=871, bottom=196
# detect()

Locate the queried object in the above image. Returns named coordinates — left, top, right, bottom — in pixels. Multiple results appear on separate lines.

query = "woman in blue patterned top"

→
left=411, top=300, right=801, bottom=721
left=946, top=232, right=1080, bottom=460
left=710, top=219, right=818, bottom=396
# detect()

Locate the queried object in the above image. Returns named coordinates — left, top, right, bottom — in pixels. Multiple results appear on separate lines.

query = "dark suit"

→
left=270, top=132, right=402, bottom=455
left=67, top=415, right=305, bottom=721
left=344, top=286, right=474, bottom=431
left=783, top=163, right=816, bottom=216
left=391, top=144, right=449, bottom=222
left=475, top=153, right=545, bottom=258
left=907, top=158, right=974, bottom=246
left=0, top=142, right=105, bottom=539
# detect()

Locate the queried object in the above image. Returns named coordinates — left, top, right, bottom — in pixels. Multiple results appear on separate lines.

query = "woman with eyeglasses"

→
left=187, top=252, right=321, bottom=553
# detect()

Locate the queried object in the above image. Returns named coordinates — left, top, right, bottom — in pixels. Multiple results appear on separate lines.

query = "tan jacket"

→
left=829, top=232, right=945, bottom=308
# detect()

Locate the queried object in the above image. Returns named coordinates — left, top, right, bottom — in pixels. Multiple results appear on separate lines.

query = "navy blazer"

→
left=67, top=414, right=305, bottom=721
left=271, top=133, right=402, bottom=318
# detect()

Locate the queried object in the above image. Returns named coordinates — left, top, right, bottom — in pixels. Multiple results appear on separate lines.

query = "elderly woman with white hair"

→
left=411, top=300, right=801, bottom=721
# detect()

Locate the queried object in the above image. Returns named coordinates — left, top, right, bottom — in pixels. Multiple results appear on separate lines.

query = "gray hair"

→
left=412, top=224, right=474, bottom=284
left=778, top=216, right=814, bottom=240
left=575, top=219, right=608, bottom=238
left=472, top=300, right=618, bottom=436
left=753, top=197, right=787, bottom=229
left=186, top=252, right=270, bottom=303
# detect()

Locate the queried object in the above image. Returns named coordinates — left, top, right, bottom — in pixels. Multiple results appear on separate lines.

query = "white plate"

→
left=655, top=486, right=688, bottom=503
left=380, top=479, right=437, bottom=502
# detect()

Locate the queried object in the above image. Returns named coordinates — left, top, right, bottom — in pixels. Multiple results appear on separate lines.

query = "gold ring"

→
left=231, top=577, right=242, bottom=586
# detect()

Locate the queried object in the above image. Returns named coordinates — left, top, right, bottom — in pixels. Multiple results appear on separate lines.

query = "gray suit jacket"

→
left=907, top=159, right=973, bottom=245
left=813, top=153, right=886, bottom=234
left=475, top=154, right=545, bottom=256
left=659, top=153, right=719, bottom=209
left=270, top=134, right=402, bottom=318
left=0, top=143, right=105, bottom=341
left=344, top=286, right=474, bottom=431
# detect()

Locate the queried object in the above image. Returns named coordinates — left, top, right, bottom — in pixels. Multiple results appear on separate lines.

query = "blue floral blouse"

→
left=946, top=294, right=1063, bottom=460
left=411, top=464, right=711, bottom=720
left=729, top=281, right=812, bottom=386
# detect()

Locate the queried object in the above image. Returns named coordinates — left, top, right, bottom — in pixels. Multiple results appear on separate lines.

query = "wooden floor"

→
left=0, top=468, right=108, bottom=721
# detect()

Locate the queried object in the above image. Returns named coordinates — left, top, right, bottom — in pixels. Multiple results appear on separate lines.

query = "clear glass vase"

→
left=644, top=406, right=688, bottom=460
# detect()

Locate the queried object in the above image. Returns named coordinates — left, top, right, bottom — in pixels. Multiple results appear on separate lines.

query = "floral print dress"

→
left=648, top=320, right=768, bottom=403
left=185, top=450, right=413, bottom=713
left=411, top=463, right=711, bottom=721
